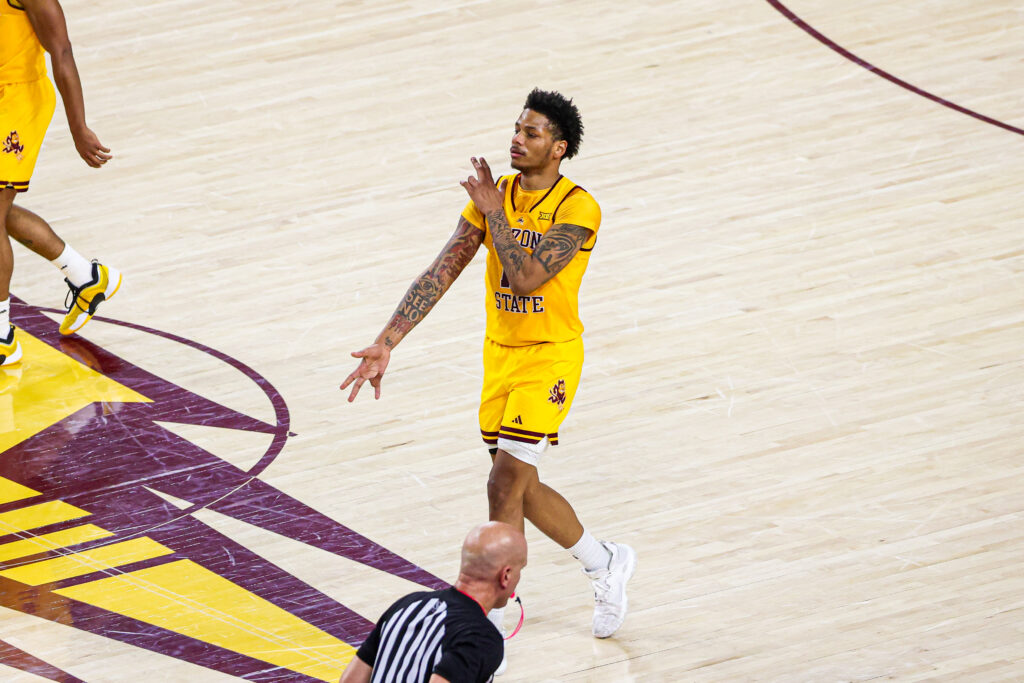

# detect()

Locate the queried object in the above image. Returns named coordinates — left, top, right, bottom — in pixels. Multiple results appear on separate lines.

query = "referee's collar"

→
left=451, top=586, right=487, bottom=614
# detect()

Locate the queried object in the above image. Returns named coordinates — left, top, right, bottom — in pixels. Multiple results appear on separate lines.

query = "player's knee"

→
left=486, top=468, right=514, bottom=508
left=487, top=461, right=524, bottom=509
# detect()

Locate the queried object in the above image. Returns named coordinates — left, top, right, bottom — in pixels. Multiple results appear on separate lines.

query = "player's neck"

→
left=519, top=165, right=562, bottom=191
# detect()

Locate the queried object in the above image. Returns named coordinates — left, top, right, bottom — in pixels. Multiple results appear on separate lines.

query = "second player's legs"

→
left=0, top=188, right=17, bottom=299
left=6, top=205, right=65, bottom=260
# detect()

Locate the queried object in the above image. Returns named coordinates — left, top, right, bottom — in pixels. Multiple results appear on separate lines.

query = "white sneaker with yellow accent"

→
left=60, top=261, right=122, bottom=335
left=585, top=541, right=637, bottom=638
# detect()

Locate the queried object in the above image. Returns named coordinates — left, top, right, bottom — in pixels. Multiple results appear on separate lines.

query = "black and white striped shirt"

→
left=356, top=587, right=503, bottom=683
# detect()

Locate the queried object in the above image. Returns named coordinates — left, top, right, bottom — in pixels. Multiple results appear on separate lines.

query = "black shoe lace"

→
left=64, top=279, right=86, bottom=313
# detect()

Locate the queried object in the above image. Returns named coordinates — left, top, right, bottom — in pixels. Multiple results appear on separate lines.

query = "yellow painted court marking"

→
left=0, top=524, right=115, bottom=563
left=0, top=500, right=91, bottom=534
left=0, top=476, right=41, bottom=505
left=0, top=330, right=150, bottom=453
left=56, top=559, right=356, bottom=682
left=0, top=536, right=173, bottom=586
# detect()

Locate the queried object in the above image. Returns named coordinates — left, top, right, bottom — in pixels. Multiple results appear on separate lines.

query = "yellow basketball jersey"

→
left=0, top=1, right=46, bottom=84
left=462, top=173, right=602, bottom=346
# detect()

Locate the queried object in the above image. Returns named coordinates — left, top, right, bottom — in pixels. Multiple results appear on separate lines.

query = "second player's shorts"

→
left=0, top=77, right=56, bottom=193
left=479, top=336, right=584, bottom=466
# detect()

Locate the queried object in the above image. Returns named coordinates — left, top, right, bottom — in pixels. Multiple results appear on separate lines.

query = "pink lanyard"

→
left=504, top=594, right=525, bottom=640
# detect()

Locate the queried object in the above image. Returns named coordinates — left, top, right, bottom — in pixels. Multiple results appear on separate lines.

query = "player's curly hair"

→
left=523, top=88, right=584, bottom=160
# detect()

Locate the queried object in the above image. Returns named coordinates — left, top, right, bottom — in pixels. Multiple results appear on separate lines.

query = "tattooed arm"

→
left=341, top=218, right=483, bottom=401
left=378, top=217, right=482, bottom=349
left=462, top=157, right=592, bottom=296
left=487, top=211, right=592, bottom=295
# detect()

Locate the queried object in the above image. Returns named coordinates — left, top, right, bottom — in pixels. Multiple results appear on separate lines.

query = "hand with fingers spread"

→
left=460, top=157, right=507, bottom=215
left=72, top=126, right=112, bottom=168
left=341, top=343, right=391, bottom=402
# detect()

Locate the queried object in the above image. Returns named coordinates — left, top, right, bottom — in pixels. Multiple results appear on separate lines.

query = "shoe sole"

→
left=61, top=267, right=122, bottom=335
left=594, top=545, right=637, bottom=639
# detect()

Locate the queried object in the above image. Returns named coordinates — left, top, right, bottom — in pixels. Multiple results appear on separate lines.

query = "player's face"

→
left=510, top=109, right=565, bottom=171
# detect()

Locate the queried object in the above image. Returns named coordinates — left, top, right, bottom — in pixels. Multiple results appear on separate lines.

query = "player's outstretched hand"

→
left=341, top=343, right=391, bottom=402
left=460, top=157, right=507, bottom=215
left=71, top=127, right=112, bottom=168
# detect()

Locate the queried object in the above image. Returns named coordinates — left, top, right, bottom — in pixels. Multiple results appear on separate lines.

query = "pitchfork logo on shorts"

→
left=0, top=297, right=445, bottom=683
left=3, top=131, right=24, bottom=161
left=548, top=378, right=567, bottom=410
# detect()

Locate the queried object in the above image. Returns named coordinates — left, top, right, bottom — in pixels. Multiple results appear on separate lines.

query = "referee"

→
left=340, top=522, right=527, bottom=683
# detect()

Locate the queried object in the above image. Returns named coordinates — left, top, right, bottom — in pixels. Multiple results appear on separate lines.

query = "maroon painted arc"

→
left=32, top=304, right=290, bottom=482
left=765, top=0, right=1024, bottom=137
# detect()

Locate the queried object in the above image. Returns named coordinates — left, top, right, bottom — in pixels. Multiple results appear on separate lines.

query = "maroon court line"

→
left=765, top=0, right=1024, bottom=137
left=0, top=639, right=85, bottom=683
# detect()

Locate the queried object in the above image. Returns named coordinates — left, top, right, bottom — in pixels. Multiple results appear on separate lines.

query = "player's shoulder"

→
left=561, top=177, right=599, bottom=206
left=556, top=180, right=601, bottom=222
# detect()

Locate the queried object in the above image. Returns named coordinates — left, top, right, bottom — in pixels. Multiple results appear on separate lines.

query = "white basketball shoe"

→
left=585, top=541, right=637, bottom=638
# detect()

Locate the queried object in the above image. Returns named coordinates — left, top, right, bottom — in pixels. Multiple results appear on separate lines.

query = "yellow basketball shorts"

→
left=479, top=336, right=584, bottom=465
left=0, top=77, right=56, bottom=193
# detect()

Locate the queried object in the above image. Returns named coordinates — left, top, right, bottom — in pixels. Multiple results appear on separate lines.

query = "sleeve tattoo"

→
left=383, top=219, right=482, bottom=347
left=532, top=223, right=592, bottom=275
left=486, top=210, right=592, bottom=290
left=486, top=209, right=527, bottom=276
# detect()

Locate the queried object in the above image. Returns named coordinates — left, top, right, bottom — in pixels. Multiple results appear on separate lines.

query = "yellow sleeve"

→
left=556, top=190, right=601, bottom=235
left=461, top=200, right=486, bottom=232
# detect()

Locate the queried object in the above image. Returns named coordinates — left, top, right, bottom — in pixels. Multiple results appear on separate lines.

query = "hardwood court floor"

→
left=3, top=0, right=1024, bottom=681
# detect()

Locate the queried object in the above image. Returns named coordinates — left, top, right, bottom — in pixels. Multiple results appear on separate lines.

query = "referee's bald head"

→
left=458, top=522, right=528, bottom=607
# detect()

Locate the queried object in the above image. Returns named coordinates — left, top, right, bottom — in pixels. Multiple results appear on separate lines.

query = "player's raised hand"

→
left=460, top=157, right=506, bottom=215
left=341, top=343, right=391, bottom=402
left=71, top=126, right=112, bottom=168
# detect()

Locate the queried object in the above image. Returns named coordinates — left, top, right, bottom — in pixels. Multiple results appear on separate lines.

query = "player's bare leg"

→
left=488, top=449, right=585, bottom=545
left=1, top=189, right=21, bottom=365
left=486, top=450, right=535, bottom=532
left=0, top=189, right=16, bottom=300
left=523, top=481, right=584, bottom=547
left=6, top=205, right=65, bottom=260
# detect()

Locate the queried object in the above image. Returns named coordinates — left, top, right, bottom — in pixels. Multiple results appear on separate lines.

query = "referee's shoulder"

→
left=382, top=588, right=443, bottom=614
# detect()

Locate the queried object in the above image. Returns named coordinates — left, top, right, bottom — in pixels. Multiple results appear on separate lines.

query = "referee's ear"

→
left=498, top=565, right=513, bottom=589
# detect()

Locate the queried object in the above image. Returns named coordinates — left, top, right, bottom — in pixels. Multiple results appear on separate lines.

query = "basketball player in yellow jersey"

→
left=342, top=89, right=636, bottom=660
left=0, top=0, right=122, bottom=367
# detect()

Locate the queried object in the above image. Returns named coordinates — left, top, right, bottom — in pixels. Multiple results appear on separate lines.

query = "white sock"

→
left=51, top=244, right=94, bottom=287
left=0, top=297, right=9, bottom=331
left=569, top=529, right=611, bottom=572
left=487, top=607, right=504, bottom=633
